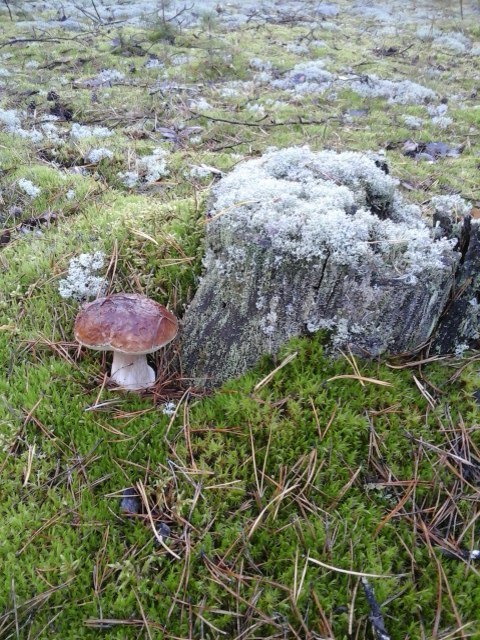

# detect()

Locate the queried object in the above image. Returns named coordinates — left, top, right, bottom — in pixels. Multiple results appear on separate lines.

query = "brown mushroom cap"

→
left=74, top=293, right=178, bottom=354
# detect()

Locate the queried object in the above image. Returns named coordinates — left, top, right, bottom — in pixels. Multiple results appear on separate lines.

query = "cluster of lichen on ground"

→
left=0, top=0, right=479, bottom=638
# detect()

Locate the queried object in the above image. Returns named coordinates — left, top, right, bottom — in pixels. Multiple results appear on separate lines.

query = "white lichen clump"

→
left=0, top=108, right=21, bottom=129
left=249, top=58, right=272, bottom=71
left=454, top=342, right=469, bottom=357
left=402, top=115, right=423, bottom=129
left=58, top=251, right=106, bottom=301
left=417, top=27, right=471, bottom=53
left=285, top=42, right=310, bottom=54
left=18, top=178, right=41, bottom=198
left=87, top=147, right=114, bottom=163
left=431, top=116, right=453, bottom=129
left=209, top=146, right=455, bottom=282
left=0, top=108, right=44, bottom=142
left=138, top=148, right=169, bottom=182
left=145, top=57, right=163, bottom=69
left=427, top=104, right=448, bottom=117
left=189, top=164, right=213, bottom=179
left=435, top=32, right=471, bottom=54
left=162, top=401, right=176, bottom=416
left=71, top=123, right=113, bottom=139
left=416, top=26, right=441, bottom=41
left=431, top=195, right=472, bottom=220
left=117, top=148, right=169, bottom=187
left=246, top=103, right=265, bottom=117
left=272, top=60, right=334, bottom=93
left=118, top=171, right=139, bottom=188
left=349, top=74, right=435, bottom=104
left=95, top=69, right=125, bottom=84
left=190, top=98, right=212, bottom=111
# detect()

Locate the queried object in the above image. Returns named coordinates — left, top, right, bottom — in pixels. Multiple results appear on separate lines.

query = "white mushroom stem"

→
left=110, top=351, right=156, bottom=391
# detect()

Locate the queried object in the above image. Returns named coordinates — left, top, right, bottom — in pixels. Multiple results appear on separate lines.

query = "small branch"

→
left=3, top=0, right=12, bottom=21
left=73, top=2, right=103, bottom=25
left=0, top=34, right=91, bottom=48
left=361, top=578, right=391, bottom=640
left=190, top=110, right=338, bottom=129
left=90, top=0, right=103, bottom=23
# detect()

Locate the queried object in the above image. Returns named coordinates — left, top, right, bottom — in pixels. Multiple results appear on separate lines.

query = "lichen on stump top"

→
left=206, top=146, right=454, bottom=275
left=181, top=146, right=459, bottom=388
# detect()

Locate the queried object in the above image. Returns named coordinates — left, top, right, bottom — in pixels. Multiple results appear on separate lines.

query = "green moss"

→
left=1, top=319, right=479, bottom=637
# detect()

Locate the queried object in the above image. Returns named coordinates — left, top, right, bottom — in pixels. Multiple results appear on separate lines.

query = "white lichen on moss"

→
left=249, top=58, right=272, bottom=71
left=87, top=147, right=114, bottom=163
left=402, top=115, right=423, bottom=129
left=118, top=171, right=139, bottom=188
left=0, top=107, right=21, bottom=129
left=117, top=147, right=169, bottom=187
left=189, top=164, right=214, bottom=179
left=435, top=32, right=471, bottom=54
left=70, top=123, right=113, bottom=139
left=145, top=57, right=163, bottom=69
left=349, top=74, right=435, bottom=104
left=190, top=97, right=212, bottom=111
left=0, top=107, right=44, bottom=142
left=58, top=251, right=106, bottom=301
left=272, top=60, right=334, bottom=94
left=162, top=401, right=176, bottom=416
left=284, top=41, right=310, bottom=55
left=246, top=103, right=266, bottom=117
left=431, top=116, right=453, bottom=129
left=18, top=178, right=41, bottom=198
left=95, top=69, right=125, bottom=84
left=416, top=25, right=441, bottom=41
left=416, top=26, right=471, bottom=53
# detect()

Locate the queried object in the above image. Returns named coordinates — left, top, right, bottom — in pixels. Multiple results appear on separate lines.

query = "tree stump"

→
left=181, top=147, right=468, bottom=388
left=431, top=207, right=480, bottom=354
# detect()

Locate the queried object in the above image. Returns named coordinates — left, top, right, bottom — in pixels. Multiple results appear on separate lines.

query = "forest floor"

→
left=0, top=0, right=480, bottom=638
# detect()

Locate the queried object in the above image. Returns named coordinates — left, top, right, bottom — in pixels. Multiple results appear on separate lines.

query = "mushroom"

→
left=74, top=293, right=178, bottom=391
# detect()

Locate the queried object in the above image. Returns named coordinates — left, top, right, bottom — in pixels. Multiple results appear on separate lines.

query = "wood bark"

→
left=180, top=213, right=471, bottom=389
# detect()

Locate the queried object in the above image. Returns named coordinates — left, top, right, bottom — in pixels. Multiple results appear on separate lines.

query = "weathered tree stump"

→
left=431, top=208, right=480, bottom=354
left=181, top=147, right=473, bottom=388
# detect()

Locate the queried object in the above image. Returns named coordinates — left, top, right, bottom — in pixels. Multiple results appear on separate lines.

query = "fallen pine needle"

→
left=327, top=374, right=392, bottom=387
left=23, top=444, right=35, bottom=486
left=126, top=227, right=159, bottom=245
left=309, top=557, right=407, bottom=579
left=254, top=351, right=298, bottom=391
left=386, top=356, right=447, bottom=369
left=248, top=484, right=300, bottom=538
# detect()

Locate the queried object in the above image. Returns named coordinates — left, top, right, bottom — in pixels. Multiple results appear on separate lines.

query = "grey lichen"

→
left=348, top=74, right=436, bottom=104
left=206, top=146, right=454, bottom=278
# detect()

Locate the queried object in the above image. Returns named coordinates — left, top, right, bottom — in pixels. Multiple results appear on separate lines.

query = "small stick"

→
left=361, top=578, right=391, bottom=640
left=3, top=0, right=12, bottom=21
